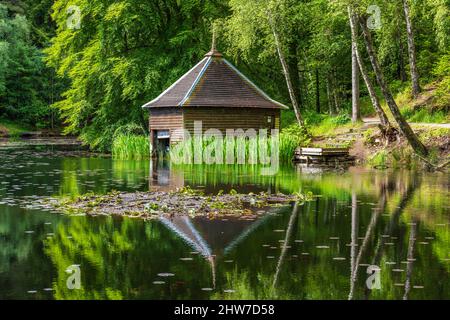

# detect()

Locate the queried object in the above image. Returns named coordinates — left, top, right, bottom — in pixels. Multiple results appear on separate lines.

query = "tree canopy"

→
left=0, top=0, right=448, bottom=150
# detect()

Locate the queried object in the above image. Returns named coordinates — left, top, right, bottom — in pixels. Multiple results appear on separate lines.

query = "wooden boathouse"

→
left=142, top=46, right=288, bottom=155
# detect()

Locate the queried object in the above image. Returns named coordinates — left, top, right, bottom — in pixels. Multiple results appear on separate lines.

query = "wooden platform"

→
left=299, top=147, right=349, bottom=156
left=293, top=147, right=355, bottom=166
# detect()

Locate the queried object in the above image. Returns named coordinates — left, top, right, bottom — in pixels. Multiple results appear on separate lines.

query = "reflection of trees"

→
left=44, top=217, right=214, bottom=299
left=273, top=202, right=299, bottom=290
left=348, top=178, right=388, bottom=300
left=0, top=207, right=60, bottom=299
left=403, top=217, right=418, bottom=300
left=57, top=158, right=150, bottom=197
left=112, top=159, right=149, bottom=188
left=349, top=192, right=359, bottom=300
left=168, top=164, right=395, bottom=199
left=58, top=159, right=81, bottom=196
left=363, top=177, right=420, bottom=300
left=3, top=155, right=449, bottom=300
left=371, top=178, right=420, bottom=267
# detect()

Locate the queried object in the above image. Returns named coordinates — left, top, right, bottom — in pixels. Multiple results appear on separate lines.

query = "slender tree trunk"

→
left=350, top=14, right=361, bottom=123
left=301, top=51, right=313, bottom=108
left=331, top=69, right=340, bottom=112
left=348, top=8, right=391, bottom=130
left=267, top=10, right=307, bottom=131
left=315, top=68, right=320, bottom=113
left=298, top=61, right=308, bottom=108
left=288, top=41, right=302, bottom=109
left=402, top=0, right=421, bottom=98
left=399, top=42, right=408, bottom=82
left=327, top=74, right=337, bottom=115
left=398, top=32, right=408, bottom=82
left=396, top=4, right=408, bottom=83
left=358, top=14, right=428, bottom=157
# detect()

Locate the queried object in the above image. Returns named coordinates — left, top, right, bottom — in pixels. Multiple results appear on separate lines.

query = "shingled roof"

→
left=142, top=49, right=288, bottom=109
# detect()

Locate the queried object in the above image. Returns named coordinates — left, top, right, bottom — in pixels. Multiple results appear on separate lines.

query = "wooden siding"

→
left=149, top=108, right=184, bottom=143
left=183, top=107, right=280, bottom=134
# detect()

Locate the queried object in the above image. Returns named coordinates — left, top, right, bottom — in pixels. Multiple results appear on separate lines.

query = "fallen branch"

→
left=416, top=153, right=450, bottom=171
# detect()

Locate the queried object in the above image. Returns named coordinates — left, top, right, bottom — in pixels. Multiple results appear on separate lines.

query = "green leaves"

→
left=0, top=4, right=56, bottom=127
left=45, top=0, right=225, bottom=151
left=2, top=0, right=446, bottom=146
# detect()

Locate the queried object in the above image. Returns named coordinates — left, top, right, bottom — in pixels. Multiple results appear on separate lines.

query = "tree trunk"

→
left=398, top=31, right=408, bottom=82
left=358, top=14, right=428, bottom=157
left=288, top=41, right=302, bottom=109
left=348, top=7, right=391, bottom=130
left=327, top=74, right=337, bottom=115
left=267, top=10, right=307, bottom=131
left=298, top=61, right=308, bottom=108
left=402, top=0, right=421, bottom=98
left=331, top=69, right=340, bottom=112
left=350, top=14, right=361, bottom=123
left=315, top=68, right=320, bottom=113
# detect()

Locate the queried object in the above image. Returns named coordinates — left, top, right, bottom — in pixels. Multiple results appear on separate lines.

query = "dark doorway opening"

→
left=154, top=130, right=170, bottom=157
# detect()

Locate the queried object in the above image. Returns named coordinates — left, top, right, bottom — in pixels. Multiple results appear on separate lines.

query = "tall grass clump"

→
left=170, top=130, right=310, bottom=165
left=171, top=135, right=266, bottom=164
left=280, top=125, right=311, bottom=162
left=309, top=113, right=352, bottom=136
left=112, top=134, right=150, bottom=160
left=112, top=123, right=150, bottom=160
left=368, top=150, right=388, bottom=169
left=405, top=108, right=448, bottom=123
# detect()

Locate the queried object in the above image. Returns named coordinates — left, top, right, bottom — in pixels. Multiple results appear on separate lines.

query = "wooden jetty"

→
left=294, top=147, right=355, bottom=166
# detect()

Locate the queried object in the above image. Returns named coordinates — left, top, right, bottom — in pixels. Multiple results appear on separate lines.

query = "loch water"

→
left=0, top=144, right=448, bottom=299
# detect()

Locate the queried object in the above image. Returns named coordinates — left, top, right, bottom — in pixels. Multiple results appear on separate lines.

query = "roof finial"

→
left=205, top=21, right=222, bottom=57
left=211, top=23, right=217, bottom=52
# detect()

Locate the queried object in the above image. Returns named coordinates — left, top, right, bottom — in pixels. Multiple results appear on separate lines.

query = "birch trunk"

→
left=398, top=31, right=408, bottom=82
left=358, top=14, right=428, bottom=157
left=402, top=0, right=421, bottom=97
left=267, top=10, right=307, bottom=131
left=348, top=7, right=391, bottom=130
left=350, top=15, right=361, bottom=123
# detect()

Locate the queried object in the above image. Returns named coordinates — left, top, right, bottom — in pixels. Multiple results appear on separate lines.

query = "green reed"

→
left=112, top=134, right=150, bottom=160
left=170, top=133, right=305, bottom=164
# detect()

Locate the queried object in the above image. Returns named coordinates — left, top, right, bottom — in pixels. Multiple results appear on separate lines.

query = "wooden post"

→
left=150, top=130, right=155, bottom=158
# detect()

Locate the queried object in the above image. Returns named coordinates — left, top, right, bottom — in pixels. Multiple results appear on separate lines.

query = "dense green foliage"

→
left=45, top=0, right=227, bottom=151
left=0, top=3, right=58, bottom=127
left=0, top=0, right=448, bottom=149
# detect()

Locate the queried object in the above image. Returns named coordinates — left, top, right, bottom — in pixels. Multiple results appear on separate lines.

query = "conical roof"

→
left=142, top=50, right=288, bottom=109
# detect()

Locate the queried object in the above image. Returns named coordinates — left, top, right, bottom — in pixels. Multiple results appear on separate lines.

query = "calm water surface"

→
left=0, top=145, right=448, bottom=299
